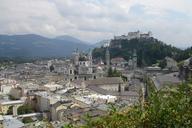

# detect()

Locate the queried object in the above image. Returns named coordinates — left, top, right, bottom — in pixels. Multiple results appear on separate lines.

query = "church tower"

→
left=133, top=49, right=137, bottom=69
left=88, top=49, right=92, bottom=65
left=72, top=48, right=79, bottom=66
left=105, top=47, right=110, bottom=68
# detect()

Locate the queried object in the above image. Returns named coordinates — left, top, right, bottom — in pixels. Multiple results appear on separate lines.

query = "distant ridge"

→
left=0, top=34, right=91, bottom=57
left=55, top=35, right=90, bottom=45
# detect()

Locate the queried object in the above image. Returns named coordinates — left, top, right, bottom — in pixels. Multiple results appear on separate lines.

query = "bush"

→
left=7, top=106, right=13, bottom=115
left=22, top=117, right=33, bottom=124
left=17, top=105, right=33, bottom=115
left=108, top=67, right=122, bottom=77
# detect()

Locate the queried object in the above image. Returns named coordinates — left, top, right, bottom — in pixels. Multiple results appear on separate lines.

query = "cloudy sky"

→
left=0, top=0, right=191, bottom=48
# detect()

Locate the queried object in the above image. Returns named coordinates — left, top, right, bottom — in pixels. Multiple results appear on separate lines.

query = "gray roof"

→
left=85, top=77, right=124, bottom=86
left=88, top=85, right=139, bottom=97
left=152, top=72, right=181, bottom=90
left=3, top=115, right=24, bottom=128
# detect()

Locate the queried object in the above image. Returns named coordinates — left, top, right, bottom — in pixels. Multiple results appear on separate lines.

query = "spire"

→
left=88, top=48, right=92, bottom=56
left=105, top=47, right=110, bottom=68
left=133, top=49, right=137, bottom=69
left=133, top=49, right=137, bottom=57
left=88, top=48, right=92, bottom=63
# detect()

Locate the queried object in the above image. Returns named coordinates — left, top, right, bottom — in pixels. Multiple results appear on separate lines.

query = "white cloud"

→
left=0, top=0, right=191, bottom=48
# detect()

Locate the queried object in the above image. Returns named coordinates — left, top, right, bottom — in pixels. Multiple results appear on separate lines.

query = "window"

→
left=70, top=70, right=73, bottom=74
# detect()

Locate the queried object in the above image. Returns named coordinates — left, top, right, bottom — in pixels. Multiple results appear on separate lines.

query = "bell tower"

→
left=105, top=47, right=110, bottom=68
left=133, top=49, right=137, bottom=69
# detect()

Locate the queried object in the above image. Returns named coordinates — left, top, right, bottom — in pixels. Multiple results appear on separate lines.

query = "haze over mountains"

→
left=0, top=34, right=92, bottom=57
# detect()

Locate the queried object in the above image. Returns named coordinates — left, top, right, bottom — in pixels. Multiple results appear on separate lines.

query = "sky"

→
left=0, top=0, right=192, bottom=48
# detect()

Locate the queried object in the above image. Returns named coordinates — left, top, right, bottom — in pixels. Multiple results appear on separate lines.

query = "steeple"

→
left=72, top=48, right=79, bottom=66
left=105, top=47, right=110, bottom=68
left=133, top=49, right=137, bottom=69
left=88, top=49, right=92, bottom=60
left=88, top=49, right=93, bottom=66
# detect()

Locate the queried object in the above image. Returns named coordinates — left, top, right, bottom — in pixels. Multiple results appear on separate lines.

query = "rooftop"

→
left=88, top=85, right=139, bottom=97
left=152, top=72, right=181, bottom=90
left=0, top=100, right=24, bottom=105
left=3, top=115, right=24, bottom=128
left=85, top=77, right=124, bottom=86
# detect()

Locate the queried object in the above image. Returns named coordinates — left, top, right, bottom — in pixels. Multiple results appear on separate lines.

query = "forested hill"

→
left=92, top=37, right=192, bottom=66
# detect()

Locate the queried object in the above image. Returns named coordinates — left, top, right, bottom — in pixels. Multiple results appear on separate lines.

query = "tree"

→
left=62, top=124, right=74, bottom=128
left=107, top=67, right=122, bottom=77
left=159, top=59, right=167, bottom=69
left=17, top=105, right=33, bottom=115
left=107, top=67, right=113, bottom=77
left=22, top=117, right=33, bottom=123
left=7, top=106, right=13, bottom=115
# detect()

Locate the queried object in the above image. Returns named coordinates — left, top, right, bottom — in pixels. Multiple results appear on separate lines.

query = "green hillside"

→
left=92, top=38, right=192, bottom=66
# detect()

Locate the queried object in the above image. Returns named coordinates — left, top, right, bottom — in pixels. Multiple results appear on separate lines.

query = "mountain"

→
left=0, top=34, right=91, bottom=57
left=55, top=35, right=89, bottom=45
left=92, top=37, right=191, bottom=66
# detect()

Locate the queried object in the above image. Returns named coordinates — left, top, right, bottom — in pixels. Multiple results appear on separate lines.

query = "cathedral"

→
left=65, top=49, right=104, bottom=81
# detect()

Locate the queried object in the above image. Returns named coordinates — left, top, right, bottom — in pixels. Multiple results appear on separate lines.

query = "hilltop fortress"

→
left=110, top=31, right=153, bottom=49
left=114, top=31, right=152, bottom=40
